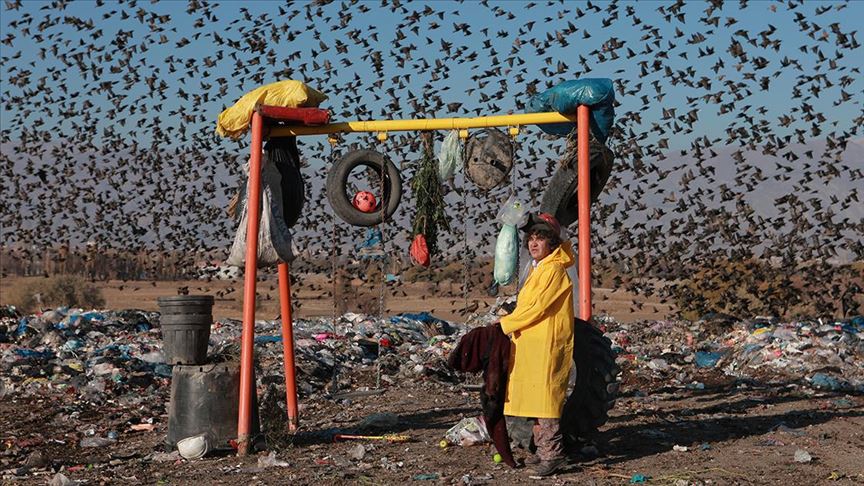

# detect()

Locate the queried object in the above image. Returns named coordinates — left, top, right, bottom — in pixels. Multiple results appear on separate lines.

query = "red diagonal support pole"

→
left=237, top=111, right=263, bottom=456
left=277, top=262, right=299, bottom=431
left=577, top=105, right=592, bottom=321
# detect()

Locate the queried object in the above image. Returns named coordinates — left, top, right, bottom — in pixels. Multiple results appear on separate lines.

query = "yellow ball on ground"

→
left=493, top=453, right=502, bottom=463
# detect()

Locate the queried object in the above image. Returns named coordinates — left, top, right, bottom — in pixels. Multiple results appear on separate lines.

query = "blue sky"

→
left=0, top=0, right=861, bottom=260
left=2, top=0, right=860, bottom=152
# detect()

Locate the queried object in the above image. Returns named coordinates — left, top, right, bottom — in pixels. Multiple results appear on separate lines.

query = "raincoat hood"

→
left=536, top=241, right=575, bottom=269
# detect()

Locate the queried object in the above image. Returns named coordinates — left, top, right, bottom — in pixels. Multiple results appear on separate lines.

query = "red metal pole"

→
left=277, top=262, right=299, bottom=431
left=577, top=105, right=592, bottom=321
left=237, top=111, right=263, bottom=456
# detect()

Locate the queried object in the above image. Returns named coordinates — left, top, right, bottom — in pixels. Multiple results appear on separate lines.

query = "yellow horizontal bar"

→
left=268, top=111, right=577, bottom=137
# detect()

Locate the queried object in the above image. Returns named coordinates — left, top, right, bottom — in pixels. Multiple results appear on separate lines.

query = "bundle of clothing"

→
left=447, top=323, right=516, bottom=468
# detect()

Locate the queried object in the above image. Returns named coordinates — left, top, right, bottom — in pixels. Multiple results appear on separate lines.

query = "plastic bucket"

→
left=158, top=296, right=213, bottom=365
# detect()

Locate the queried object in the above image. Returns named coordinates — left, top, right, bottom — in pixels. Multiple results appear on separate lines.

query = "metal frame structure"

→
left=235, top=107, right=593, bottom=456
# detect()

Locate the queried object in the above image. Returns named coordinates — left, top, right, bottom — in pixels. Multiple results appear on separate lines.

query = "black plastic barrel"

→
left=166, top=362, right=262, bottom=451
left=158, top=295, right=213, bottom=365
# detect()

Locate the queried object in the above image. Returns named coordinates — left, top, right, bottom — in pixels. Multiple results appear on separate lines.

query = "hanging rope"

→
left=511, top=127, right=520, bottom=276
left=376, top=133, right=388, bottom=319
left=327, top=138, right=339, bottom=326
left=459, top=131, right=469, bottom=315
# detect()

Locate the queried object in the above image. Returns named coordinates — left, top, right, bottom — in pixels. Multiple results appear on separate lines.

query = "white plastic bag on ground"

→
left=437, top=130, right=463, bottom=181
left=226, top=153, right=296, bottom=268
left=494, top=224, right=519, bottom=285
left=444, top=416, right=491, bottom=446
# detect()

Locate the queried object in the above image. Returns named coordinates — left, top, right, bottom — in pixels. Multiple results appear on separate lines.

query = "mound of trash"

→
left=3, top=305, right=862, bottom=406
left=603, top=314, right=864, bottom=394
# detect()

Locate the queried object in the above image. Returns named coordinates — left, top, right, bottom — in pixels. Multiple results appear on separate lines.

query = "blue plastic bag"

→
left=494, top=224, right=519, bottom=285
left=527, top=78, right=615, bottom=142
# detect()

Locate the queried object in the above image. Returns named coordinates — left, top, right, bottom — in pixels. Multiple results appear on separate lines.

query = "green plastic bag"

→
left=494, top=224, right=519, bottom=285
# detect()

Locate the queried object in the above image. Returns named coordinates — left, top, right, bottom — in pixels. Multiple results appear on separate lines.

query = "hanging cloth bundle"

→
left=226, top=138, right=303, bottom=268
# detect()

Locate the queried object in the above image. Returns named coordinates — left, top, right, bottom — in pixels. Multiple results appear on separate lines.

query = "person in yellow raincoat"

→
left=499, top=212, right=574, bottom=476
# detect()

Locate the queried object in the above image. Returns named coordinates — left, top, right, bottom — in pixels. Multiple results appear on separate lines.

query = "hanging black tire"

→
left=326, top=149, right=403, bottom=227
left=539, top=136, right=614, bottom=227
left=560, top=318, right=619, bottom=447
left=265, top=137, right=304, bottom=228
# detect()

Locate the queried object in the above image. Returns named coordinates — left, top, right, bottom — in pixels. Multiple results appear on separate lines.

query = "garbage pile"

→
left=4, top=303, right=861, bottom=408
left=1, top=306, right=169, bottom=405
left=0, top=305, right=465, bottom=407
left=602, top=315, right=864, bottom=393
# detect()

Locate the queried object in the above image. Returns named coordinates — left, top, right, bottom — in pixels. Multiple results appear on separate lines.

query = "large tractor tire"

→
left=560, top=319, right=619, bottom=447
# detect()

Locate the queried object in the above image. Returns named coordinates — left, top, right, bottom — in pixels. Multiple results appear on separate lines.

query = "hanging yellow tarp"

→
left=217, top=80, right=327, bottom=139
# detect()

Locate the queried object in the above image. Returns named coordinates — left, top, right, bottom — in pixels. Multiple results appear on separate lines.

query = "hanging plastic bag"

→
left=410, top=234, right=430, bottom=267
left=494, top=196, right=526, bottom=286
left=494, top=224, right=519, bottom=285
left=496, top=194, right=528, bottom=227
left=437, top=130, right=463, bottom=181
left=226, top=153, right=296, bottom=268
left=443, top=416, right=491, bottom=447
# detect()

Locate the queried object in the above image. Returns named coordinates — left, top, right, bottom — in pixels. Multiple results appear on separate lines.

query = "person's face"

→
left=528, top=233, right=553, bottom=261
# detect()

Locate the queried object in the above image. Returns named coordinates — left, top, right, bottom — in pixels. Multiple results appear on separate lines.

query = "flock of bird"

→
left=1, top=0, right=861, bottom=317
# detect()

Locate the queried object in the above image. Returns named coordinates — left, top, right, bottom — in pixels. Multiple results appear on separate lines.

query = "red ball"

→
left=352, top=191, right=377, bottom=213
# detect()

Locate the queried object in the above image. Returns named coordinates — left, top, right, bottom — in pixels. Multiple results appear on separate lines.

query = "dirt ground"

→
left=3, top=364, right=862, bottom=485
left=0, top=275, right=675, bottom=323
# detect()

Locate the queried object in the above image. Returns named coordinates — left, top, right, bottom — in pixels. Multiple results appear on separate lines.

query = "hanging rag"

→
left=448, top=324, right=516, bottom=468
left=225, top=152, right=297, bottom=268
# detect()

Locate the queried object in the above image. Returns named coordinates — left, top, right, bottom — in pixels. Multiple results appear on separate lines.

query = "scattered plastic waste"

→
left=443, top=416, right=491, bottom=447
left=630, top=473, right=650, bottom=483
left=694, top=351, right=724, bottom=368
left=347, top=444, right=367, bottom=460
left=257, top=451, right=289, bottom=468
left=604, top=315, right=864, bottom=392
left=79, top=436, right=116, bottom=448
left=794, top=449, right=813, bottom=463
left=414, top=473, right=440, bottom=480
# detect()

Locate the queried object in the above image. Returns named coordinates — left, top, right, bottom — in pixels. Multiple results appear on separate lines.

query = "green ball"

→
left=493, top=453, right=502, bottom=463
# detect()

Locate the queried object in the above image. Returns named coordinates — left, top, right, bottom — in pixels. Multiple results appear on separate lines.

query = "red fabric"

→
left=410, top=234, right=430, bottom=267
left=448, top=324, right=517, bottom=468
left=256, top=106, right=330, bottom=125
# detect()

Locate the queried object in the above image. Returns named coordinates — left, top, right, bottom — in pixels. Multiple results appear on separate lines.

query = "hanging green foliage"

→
left=411, top=135, right=449, bottom=256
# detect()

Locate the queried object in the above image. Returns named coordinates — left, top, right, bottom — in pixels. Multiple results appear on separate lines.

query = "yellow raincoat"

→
left=216, top=80, right=327, bottom=139
left=500, top=241, right=575, bottom=418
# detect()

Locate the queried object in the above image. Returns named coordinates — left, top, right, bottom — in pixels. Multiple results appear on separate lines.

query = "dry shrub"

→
left=6, top=275, right=105, bottom=313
